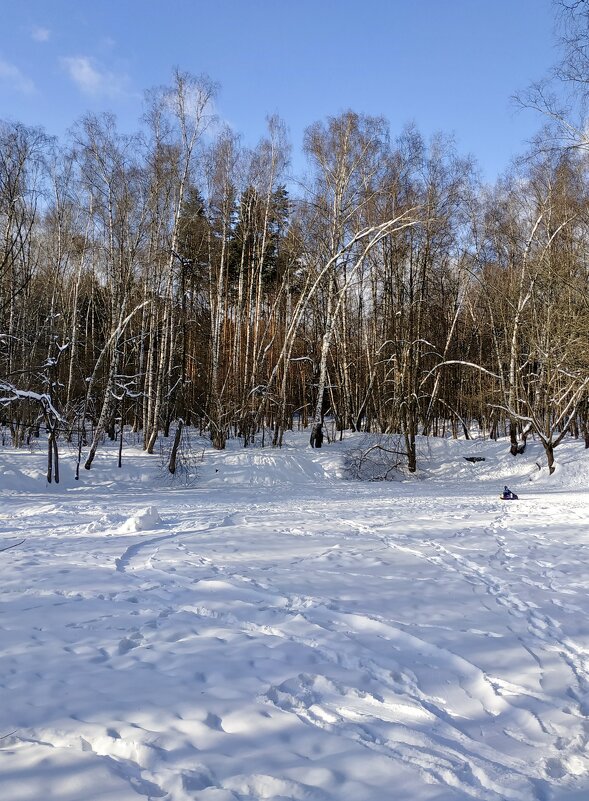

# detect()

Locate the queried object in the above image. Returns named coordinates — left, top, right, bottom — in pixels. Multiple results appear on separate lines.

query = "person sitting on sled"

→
left=501, top=485, right=518, bottom=500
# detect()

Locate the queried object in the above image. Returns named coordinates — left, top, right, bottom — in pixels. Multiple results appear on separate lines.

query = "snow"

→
left=1, top=430, right=589, bottom=801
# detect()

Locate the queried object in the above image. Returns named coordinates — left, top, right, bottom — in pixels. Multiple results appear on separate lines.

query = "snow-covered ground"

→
left=1, top=429, right=589, bottom=801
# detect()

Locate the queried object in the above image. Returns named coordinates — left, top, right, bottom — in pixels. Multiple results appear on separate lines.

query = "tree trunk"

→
left=544, top=440, right=555, bottom=474
left=168, top=420, right=183, bottom=474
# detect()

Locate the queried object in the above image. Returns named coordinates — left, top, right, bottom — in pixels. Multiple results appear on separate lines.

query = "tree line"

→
left=1, top=61, right=589, bottom=479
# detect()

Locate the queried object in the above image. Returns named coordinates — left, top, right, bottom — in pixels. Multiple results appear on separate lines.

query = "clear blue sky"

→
left=0, top=0, right=558, bottom=182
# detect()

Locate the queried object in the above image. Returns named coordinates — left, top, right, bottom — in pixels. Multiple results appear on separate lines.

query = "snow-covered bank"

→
left=1, top=432, right=589, bottom=800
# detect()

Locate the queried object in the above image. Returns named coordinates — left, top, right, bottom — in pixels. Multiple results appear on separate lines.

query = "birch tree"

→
left=143, top=71, right=217, bottom=453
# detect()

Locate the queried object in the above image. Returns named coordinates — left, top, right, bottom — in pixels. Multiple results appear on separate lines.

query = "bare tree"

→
left=143, top=71, right=217, bottom=453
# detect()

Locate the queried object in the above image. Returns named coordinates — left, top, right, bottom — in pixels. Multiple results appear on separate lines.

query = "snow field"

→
left=1, top=432, right=589, bottom=800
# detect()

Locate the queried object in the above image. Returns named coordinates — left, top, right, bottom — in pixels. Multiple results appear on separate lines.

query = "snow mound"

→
left=199, top=448, right=335, bottom=487
left=0, top=466, right=46, bottom=490
left=534, top=448, right=589, bottom=489
left=117, top=506, right=162, bottom=533
left=84, top=512, right=124, bottom=533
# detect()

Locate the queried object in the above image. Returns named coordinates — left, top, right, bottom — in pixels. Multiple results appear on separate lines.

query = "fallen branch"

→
left=0, top=539, right=25, bottom=553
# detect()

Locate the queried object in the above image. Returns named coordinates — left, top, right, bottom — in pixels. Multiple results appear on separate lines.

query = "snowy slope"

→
left=1, top=431, right=589, bottom=801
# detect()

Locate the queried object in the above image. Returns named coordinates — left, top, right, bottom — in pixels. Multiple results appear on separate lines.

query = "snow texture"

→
left=1, top=430, right=589, bottom=801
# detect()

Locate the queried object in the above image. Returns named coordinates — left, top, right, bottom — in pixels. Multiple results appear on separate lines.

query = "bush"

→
left=344, top=434, right=408, bottom=481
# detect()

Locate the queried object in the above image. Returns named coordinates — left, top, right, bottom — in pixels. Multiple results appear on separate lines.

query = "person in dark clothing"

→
left=501, top=485, right=519, bottom=500
left=310, top=423, right=324, bottom=448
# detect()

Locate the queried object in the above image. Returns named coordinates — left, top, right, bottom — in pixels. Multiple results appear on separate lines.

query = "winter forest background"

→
left=2, top=1, right=589, bottom=480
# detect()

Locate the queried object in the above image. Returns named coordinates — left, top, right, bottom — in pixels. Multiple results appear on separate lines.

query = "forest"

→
left=2, top=6, right=589, bottom=481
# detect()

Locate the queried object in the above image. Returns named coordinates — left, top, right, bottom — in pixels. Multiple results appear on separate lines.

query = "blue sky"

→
left=1, top=0, right=557, bottom=182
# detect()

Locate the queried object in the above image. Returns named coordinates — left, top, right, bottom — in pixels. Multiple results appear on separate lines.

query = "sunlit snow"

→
left=1, top=430, right=589, bottom=801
